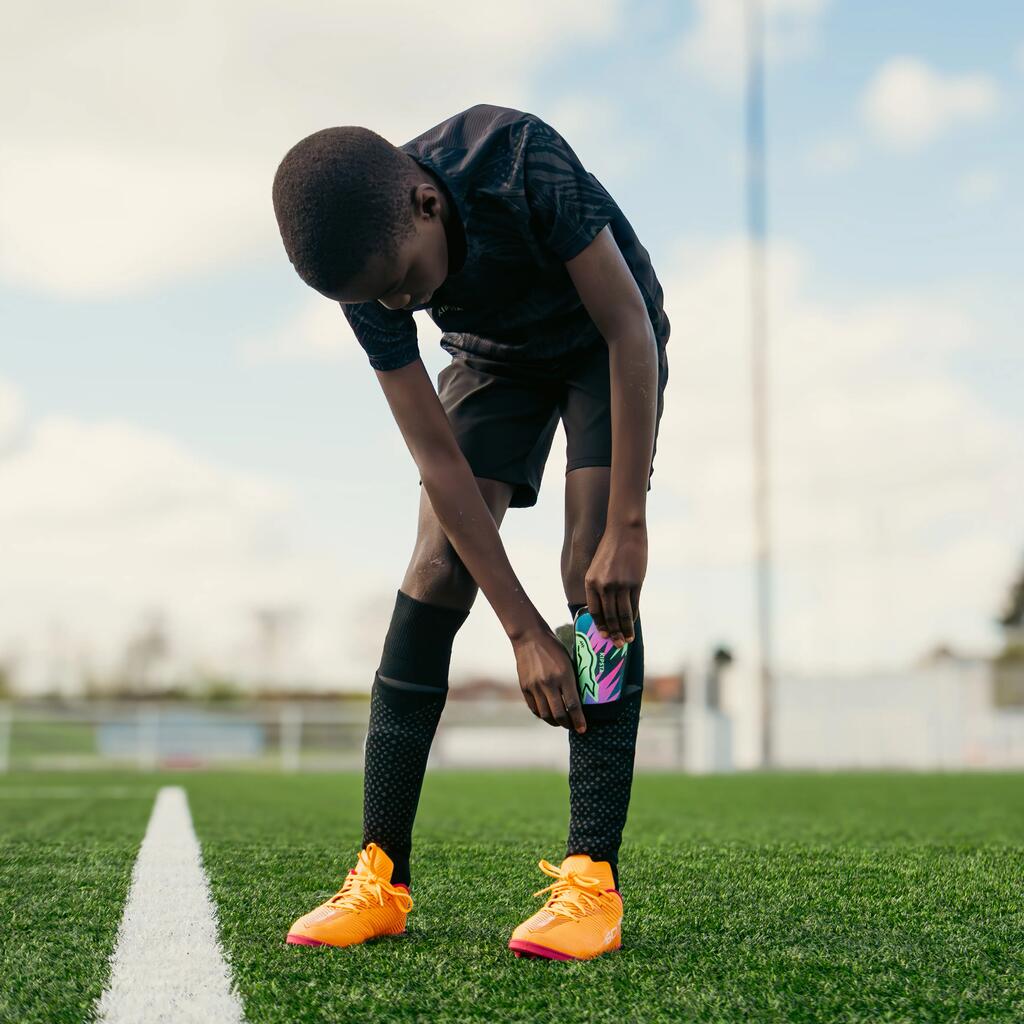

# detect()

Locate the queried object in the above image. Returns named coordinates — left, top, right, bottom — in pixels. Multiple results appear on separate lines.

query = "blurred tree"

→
left=116, top=610, right=172, bottom=696
left=998, top=562, right=1024, bottom=636
left=994, top=560, right=1024, bottom=706
left=252, top=606, right=302, bottom=691
left=194, top=674, right=245, bottom=703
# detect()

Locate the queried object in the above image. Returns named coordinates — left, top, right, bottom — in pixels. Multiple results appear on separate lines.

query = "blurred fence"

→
left=773, top=663, right=1024, bottom=769
left=0, top=700, right=727, bottom=774
left=5, top=663, right=1021, bottom=773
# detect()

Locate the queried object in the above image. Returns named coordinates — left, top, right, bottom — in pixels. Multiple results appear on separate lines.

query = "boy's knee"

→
left=406, top=540, right=477, bottom=609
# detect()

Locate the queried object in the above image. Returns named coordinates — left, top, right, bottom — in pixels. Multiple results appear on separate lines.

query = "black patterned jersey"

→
left=341, top=103, right=670, bottom=372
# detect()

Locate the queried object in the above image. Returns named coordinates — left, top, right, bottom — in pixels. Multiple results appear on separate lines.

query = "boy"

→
left=271, top=103, right=669, bottom=961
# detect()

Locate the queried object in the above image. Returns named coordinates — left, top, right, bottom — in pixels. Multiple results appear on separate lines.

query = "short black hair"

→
left=271, top=126, right=419, bottom=295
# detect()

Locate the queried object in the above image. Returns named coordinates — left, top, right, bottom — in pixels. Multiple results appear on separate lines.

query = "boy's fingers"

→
left=544, top=687, right=568, bottom=728
left=584, top=580, right=606, bottom=634
left=616, top=590, right=634, bottom=643
left=521, top=688, right=541, bottom=719
left=561, top=681, right=587, bottom=733
left=540, top=690, right=562, bottom=726
left=603, top=589, right=625, bottom=645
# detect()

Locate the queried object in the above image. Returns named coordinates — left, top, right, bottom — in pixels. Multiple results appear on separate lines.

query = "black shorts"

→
left=422, top=337, right=669, bottom=508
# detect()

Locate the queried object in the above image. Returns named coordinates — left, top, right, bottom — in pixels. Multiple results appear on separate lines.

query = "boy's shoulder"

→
left=404, top=103, right=534, bottom=150
left=342, top=105, right=655, bottom=373
left=401, top=104, right=616, bottom=245
left=401, top=103, right=569, bottom=190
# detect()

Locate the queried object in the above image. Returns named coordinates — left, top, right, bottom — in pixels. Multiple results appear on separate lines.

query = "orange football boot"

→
left=508, top=854, right=623, bottom=961
left=286, top=842, right=412, bottom=948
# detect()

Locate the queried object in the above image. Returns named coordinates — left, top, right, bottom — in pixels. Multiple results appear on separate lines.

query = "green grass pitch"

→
left=3, top=770, right=1024, bottom=1023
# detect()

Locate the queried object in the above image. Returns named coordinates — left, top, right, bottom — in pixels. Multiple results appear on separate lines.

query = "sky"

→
left=1, top=0, right=1023, bottom=695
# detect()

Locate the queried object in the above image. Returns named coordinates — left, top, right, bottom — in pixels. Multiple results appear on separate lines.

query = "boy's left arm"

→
left=565, top=225, right=659, bottom=649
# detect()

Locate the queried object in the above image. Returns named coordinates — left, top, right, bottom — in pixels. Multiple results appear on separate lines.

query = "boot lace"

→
left=532, top=859, right=607, bottom=921
left=327, top=843, right=413, bottom=913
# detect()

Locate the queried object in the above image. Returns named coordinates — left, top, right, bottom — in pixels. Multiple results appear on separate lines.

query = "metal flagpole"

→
left=745, top=0, right=774, bottom=767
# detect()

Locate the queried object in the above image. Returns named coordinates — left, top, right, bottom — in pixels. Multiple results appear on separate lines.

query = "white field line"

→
left=96, top=785, right=247, bottom=1024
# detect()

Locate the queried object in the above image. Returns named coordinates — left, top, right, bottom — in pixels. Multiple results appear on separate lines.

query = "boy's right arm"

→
left=374, top=357, right=586, bottom=733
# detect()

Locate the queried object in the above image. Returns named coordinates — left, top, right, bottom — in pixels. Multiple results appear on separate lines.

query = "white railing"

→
left=7, top=668, right=1024, bottom=772
left=0, top=700, right=719, bottom=773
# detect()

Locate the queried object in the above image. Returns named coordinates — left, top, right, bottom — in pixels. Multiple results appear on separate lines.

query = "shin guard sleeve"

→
left=565, top=601, right=644, bottom=882
left=362, top=589, right=469, bottom=885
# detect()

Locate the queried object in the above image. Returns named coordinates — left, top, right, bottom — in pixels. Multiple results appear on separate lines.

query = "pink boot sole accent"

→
left=286, top=929, right=408, bottom=948
left=508, top=939, right=577, bottom=961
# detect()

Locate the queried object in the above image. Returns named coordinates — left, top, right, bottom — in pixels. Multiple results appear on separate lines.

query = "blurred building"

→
left=648, top=672, right=685, bottom=702
left=772, top=658, right=1024, bottom=769
left=448, top=676, right=518, bottom=701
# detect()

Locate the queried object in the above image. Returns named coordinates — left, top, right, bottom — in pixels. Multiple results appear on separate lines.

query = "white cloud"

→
left=0, top=145, right=274, bottom=299
left=539, top=95, right=655, bottom=181
left=0, top=0, right=620, bottom=298
left=242, top=295, right=360, bottom=365
left=677, top=0, right=828, bottom=91
left=240, top=295, right=445, bottom=365
left=649, top=237, right=1024, bottom=673
left=4, top=232, right=1023, bottom=690
left=957, top=168, right=1002, bottom=205
left=860, top=57, right=999, bottom=150
left=0, top=383, right=399, bottom=693
left=0, top=378, right=25, bottom=448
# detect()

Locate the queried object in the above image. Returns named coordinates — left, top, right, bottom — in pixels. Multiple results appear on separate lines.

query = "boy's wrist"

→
left=606, top=512, right=647, bottom=532
left=504, top=608, right=547, bottom=645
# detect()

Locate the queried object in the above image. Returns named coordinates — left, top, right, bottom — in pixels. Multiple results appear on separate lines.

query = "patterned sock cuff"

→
left=378, top=588, right=470, bottom=688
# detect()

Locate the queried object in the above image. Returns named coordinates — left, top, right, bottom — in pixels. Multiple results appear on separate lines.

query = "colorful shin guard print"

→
left=573, top=609, right=629, bottom=705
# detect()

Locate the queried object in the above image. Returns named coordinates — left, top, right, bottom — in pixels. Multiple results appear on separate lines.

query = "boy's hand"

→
left=511, top=627, right=587, bottom=733
left=585, top=522, right=647, bottom=648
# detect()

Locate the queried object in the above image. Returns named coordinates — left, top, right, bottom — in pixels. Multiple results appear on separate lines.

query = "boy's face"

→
left=328, top=180, right=451, bottom=312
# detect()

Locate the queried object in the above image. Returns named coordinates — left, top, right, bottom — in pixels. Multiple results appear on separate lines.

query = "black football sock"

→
left=362, top=588, right=469, bottom=887
left=564, top=600, right=645, bottom=892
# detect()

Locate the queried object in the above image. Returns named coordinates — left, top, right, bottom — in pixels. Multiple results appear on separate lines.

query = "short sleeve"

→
left=521, top=115, right=620, bottom=263
left=341, top=301, right=419, bottom=372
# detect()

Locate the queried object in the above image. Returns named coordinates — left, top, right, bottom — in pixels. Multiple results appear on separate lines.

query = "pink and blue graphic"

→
left=573, top=610, right=628, bottom=704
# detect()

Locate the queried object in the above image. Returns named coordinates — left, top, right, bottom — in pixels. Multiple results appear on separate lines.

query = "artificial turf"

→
left=189, top=772, right=1024, bottom=1024
left=3, top=771, right=1024, bottom=1023
left=0, top=776, right=159, bottom=1024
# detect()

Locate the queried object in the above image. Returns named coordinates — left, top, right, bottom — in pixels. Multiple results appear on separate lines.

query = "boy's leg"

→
left=562, top=468, right=646, bottom=896
left=368, top=347, right=564, bottom=885
left=508, top=511, right=642, bottom=959
left=363, top=476, right=515, bottom=886
left=362, top=591, right=468, bottom=887
left=564, top=597, right=644, bottom=892
left=506, top=339, right=666, bottom=959
left=555, top=340, right=667, bottom=890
